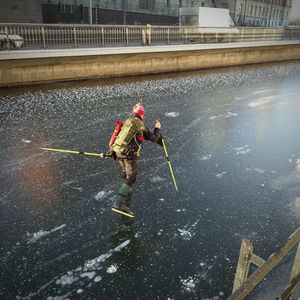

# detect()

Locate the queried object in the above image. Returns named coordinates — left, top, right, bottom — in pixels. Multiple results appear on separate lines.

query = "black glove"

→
left=108, top=150, right=117, bottom=160
left=157, top=137, right=163, bottom=147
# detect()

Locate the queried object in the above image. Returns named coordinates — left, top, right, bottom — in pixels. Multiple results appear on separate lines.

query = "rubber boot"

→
left=125, top=186, right=133, bottom=207
left=113, top=183, right=134, bottom=215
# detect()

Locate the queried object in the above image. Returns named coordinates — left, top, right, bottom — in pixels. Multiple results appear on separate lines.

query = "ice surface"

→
left=2, top=61, right=300, bottom=299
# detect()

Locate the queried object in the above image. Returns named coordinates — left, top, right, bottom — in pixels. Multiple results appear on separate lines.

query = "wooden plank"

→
left=290, top=242, right=300, bottom=282
left=229, top=228, right=300, bottom=300
left=232, top=239, right=253, bottom=293
left=251, top=254, right=265, bottom=268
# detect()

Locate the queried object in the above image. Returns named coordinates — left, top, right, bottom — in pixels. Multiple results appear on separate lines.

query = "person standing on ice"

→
left=109, top=103, right=162, bottom=217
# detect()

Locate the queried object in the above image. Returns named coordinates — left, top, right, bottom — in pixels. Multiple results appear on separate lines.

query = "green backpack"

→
left=112, top=116, right=144, bottom=155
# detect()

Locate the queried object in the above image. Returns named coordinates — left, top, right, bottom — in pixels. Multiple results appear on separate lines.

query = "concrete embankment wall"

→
left=1, top=41, right=300, bottom=87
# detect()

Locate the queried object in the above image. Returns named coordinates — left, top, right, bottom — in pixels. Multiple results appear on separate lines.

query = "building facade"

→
left=232, top=0, right=292, bottom=27
left=41, top=0, right=179, bottom=25
left=0, top=0, right=43, bottom=23
left=180, top=0, right=293, bottom=27
left=0, top=0, right=294, bottom=26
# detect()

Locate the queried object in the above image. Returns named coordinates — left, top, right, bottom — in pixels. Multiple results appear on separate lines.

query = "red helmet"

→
left=132, top=102, right=145, bottom=116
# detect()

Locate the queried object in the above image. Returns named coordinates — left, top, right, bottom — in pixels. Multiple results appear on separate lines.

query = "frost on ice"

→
left=165, top=112, right=180, bottom=118
left=234, top=145, right=251, bottom=155
left=106, top=265, right=118, bottom=274
left=27, top=224, right=66, bottom=244
left=181, top=277, right=196, bottom=293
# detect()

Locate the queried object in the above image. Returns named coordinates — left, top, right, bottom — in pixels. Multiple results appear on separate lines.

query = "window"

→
left=221, top=2, right=228, bottom=8
left=180, top=15, right=198, bottom=26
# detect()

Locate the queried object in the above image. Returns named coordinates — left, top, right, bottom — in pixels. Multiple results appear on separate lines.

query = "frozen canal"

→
left=1, top=61, right=300, bottom=299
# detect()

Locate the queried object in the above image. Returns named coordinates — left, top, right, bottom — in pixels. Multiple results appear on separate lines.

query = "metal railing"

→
left=1, top=23, right=300, bottom=50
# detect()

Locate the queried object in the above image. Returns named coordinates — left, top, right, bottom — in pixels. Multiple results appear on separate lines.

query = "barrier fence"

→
left=1, top=23, right=300, bottom=50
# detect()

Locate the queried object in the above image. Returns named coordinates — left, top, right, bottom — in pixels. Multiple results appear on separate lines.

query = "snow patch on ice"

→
left=181, top=277, right=196, bottom=293
left=107, top=265, right=118, bottom=274
left=202, top=296, right=223, bottom=300
left=150, top=176, right=164, bottom=183
left=27, top=224, right=66, bottom=244
left=245, top=167, right=265, bottom=174
left=248, top=96, right=277, bottom=108
left=21, top=138, right=32, bottom=144
left=55, top=240, right=130, bottom=289
left=56, top=273, right=77, bottom=286
left=95, top=190, right=113, bottom=201
left=234, top=145, right=251, bottom=155
left=209, top=112, right=237, bottom=120
left=47, top=292, right=73, bottom=300
left=80, top=272, right=96, bottom=279
left=177, top=219, right=199, bottom=241
left=216, top=172, right=226, bottom=178
left=200, top=154, right=212, bottom=161
left=94, top=276, right=102, bottom=282
left=165, top=112, right=180, bottom=118
left=157, top=229, right=164, bottom=236
left=252, top=89, right=274, bottom=95
left=76, top=289, right=83, bottom=294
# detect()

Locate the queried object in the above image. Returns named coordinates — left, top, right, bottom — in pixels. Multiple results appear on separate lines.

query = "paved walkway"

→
left=1, top=40, right=300, bottom=60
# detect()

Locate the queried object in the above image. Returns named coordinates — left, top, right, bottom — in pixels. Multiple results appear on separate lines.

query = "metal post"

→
left=268, top=5, right=272, bottom=27
left=243, top=0, right=248, bottom=25
left=95, top=4, right=98, bottom=24
left=101, top=27, right=104, bottom=46
left=42, top=27, right=46, bottom=49
left=146, top=24, right=151, bottom=46
left=4, top=26, right=9, bottom=49
left=89, top=0, right=93, bottom=24
left=122, top=0, right=127, bottom=25
left=73, top=27, right=77, bottom=47
left=126, top=27, right=129, bottom=46
left=142, top=28, right=146, bottom=46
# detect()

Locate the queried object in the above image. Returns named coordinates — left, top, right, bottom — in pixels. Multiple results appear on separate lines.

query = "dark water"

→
left=1, top=62, right=300, bottom=299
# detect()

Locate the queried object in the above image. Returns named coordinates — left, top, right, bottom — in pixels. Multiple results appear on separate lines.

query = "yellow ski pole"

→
left=161, top=138, right=178, bottom=192
left=41, top=147, right=111, bottom=158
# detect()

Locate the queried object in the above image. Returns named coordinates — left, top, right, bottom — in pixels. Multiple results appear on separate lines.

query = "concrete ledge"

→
left=1, top=41, right=300, bottom=87
left=1, top=41, right=300, bottom=60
